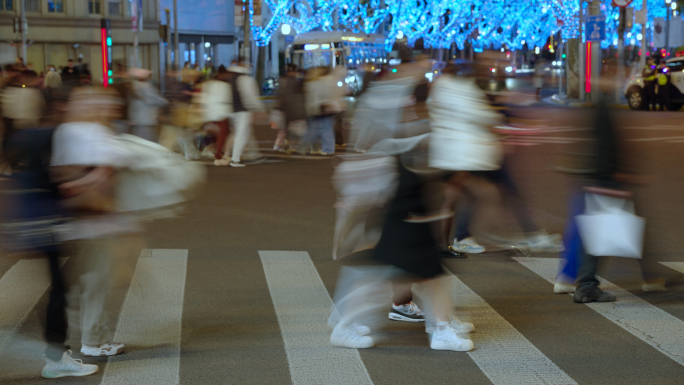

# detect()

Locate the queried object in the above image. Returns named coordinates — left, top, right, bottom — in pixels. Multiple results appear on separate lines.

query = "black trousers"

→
left=643, top=81, right=656, bottom=110
left=44, top=247, right=68, bottom=361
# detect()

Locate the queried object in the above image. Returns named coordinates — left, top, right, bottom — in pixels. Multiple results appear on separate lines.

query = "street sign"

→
left=284, top=35, right=295, bottom=43
left=586, top=15, right=606, bottom=42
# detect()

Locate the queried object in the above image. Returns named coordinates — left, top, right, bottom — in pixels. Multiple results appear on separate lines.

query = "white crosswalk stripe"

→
left=438, top=268, right=577, bottom=385
left=0, top=258, right=66, bottom=353
left=515, top=257, right=684, bottom=367
left=259, top=250, right=374, bottom=385
left=100, top=249, right=188, bottom=385
left=661, top=262, right=684, bottom=274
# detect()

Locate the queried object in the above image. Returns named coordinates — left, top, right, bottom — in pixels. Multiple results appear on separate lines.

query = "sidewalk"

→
left=544, top=93, right=629, bottom=109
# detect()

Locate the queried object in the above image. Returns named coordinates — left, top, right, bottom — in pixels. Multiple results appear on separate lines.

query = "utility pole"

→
left=616, top=7, right=625, bottom=103
left=579, top=0, right=585, bottom=102
left=20, top=0, right=27, bottom=63
left=558, top=34, right=564, bottom=97
left=174, top=0, right=180, bottom=80
left=666, top=0, right=671, bottom=52
left=242, top=0, right=251, bottom=62
left=588, top=0, right=601, bottom=103
left=165, top=8, right=171, bottom=72
left=639, top=0, right=647, bottom=71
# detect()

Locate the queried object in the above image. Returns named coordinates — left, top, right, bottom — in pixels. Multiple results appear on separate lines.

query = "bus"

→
left=285, top=31, right=388, bottom=94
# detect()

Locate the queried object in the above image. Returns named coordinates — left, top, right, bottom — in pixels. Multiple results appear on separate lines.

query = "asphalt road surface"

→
left=1, top=103, right=684, bottom=385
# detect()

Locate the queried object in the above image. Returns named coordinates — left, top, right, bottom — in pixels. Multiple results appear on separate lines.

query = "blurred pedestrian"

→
left=2, top=88, right=99, bottom=378
left=1, top=70, right=45, bottom=173
left=642, top=57, right=657, bottom=111
left=329, top=62, right=474, bottom=352
left=656, top=60, right=670, bottom=111
left=273, top=64, right=306, bottom=152
left=51, top=86, right=137, bottom=358
left=128, top=68, right=168, bottom=142
left=61, top=59, right=81, bottom=85
left=558, top=96, right=622, bottom=303
left=44, top=65, right=62, bottom=89
left=427, top=62, right=502, bottom=252
left=300, top=67, right=338, bottom=155
left=199, top=68, right=233, bottom=166
left=225, top=59, right=264, bottom=167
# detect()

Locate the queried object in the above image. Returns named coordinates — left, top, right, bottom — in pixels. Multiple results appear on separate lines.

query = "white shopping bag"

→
left=576, top=193, right=645, bottom=258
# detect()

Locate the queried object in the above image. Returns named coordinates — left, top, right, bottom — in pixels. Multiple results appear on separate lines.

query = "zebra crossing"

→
left=1, top=250, right=684, bottom=384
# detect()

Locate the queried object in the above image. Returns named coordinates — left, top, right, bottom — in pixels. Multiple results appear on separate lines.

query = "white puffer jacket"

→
left=427, top=75, right=502, bottom=171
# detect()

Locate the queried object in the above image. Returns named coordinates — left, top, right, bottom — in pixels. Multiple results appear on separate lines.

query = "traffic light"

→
left=101, top=19, right=112, bottom=87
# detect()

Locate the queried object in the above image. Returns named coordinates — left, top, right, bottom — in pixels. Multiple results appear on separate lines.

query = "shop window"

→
left=48, top=0, right=64, bottom=12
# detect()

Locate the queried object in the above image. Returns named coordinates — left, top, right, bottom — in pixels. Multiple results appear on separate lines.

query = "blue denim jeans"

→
left=302, top=116, right=335, bottom=154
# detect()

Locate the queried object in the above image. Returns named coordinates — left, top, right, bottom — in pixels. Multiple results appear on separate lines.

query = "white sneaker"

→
left=452, top=237, right=485, bottom=254
left=42, top=350, right=98, bottom=379
left=229, top=161, right=246, bottom=168
left=522, top=231, right=565, bottom=253
left=214, top=159, right=230, bottom=166
left=554, top=282, right=576, bottom=294
left=429, top=323, right=474, bottom=352
left=426, top=315, right=475, bottom=334
left=389, top=301, right=425, bottom=322
left=330, top=323, right=374, bottom=349
left=80, top=342, right=125, bottom=357
left=353, top=323, right=371, bottom=336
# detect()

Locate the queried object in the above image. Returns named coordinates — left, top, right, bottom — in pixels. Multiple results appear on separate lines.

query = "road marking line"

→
left=628, top=135, right=684, bottom=142
left=100, top=249, right=188, bottom=385
left=515, top=257, right=684, bottom=367
left=0, top=258, right=67, bottom=352
left=660, top=262, right=684, bottom=274
left=259, top=251, right=373, bottom=385
left=430, top=268, right=577, bottom=385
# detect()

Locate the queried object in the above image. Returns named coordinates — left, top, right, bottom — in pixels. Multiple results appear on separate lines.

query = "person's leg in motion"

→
left=319, top=115, right=335, bottom=155
left=77, top=238, right=125, bottom=357
left=213, top=118, right=231, bottom=166
left=451, top=193, right=485, bottom=254
left=572, top=193, right=616, bottom=303
left=422, top=276, right=474, bottom=351
left=45, top=248, right=68, bottom=360
left=230, top=112, right=251, bottom=166
left=42, top=246, right=99, bottom=378
left=388, top=280, right=425, bottom=322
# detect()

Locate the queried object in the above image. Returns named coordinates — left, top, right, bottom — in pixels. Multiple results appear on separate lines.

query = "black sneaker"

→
left=439, top=247, right=467, bottom=259
left=573, top=287, right=616, bottom=303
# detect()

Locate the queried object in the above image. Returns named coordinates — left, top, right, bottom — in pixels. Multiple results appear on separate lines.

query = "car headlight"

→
left=505, top=66, right=513, bottom=73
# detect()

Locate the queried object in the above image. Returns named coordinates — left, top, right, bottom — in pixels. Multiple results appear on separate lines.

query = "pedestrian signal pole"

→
left=101, top=18, right=112, bottom=87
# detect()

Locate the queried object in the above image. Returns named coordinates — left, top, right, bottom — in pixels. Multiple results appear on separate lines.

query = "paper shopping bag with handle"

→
left=576, top=193, right=645, bottom=259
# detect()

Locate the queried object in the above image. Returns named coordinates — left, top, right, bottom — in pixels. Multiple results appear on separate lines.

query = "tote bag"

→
left=576, top=193, right=645, bottom=258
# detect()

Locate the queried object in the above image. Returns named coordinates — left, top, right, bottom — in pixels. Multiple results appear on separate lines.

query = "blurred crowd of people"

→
left=326, top=57, right=668, bottom=354
left=0, top=50, right=674, bottom=380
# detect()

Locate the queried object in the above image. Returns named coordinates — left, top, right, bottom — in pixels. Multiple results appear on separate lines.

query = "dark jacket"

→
left=278, top=75, right=307, bottom=124
left=587, top=97, right=622, bottom=188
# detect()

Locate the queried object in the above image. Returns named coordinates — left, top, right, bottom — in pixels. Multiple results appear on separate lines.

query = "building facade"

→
left=159, top=0, right=235, bottom=71
left=0, top=0, right=161, bottom=84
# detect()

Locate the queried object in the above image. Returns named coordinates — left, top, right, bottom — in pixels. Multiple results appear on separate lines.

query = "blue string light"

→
left=246, top=0, right=677, bottom=52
